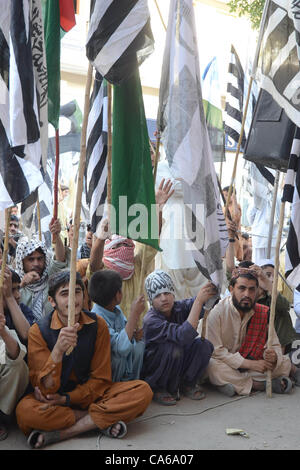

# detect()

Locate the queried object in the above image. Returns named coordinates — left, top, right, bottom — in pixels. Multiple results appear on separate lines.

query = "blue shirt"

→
left=92, top=303, right=144, bottom=382
left=143, top=297, right=203, bottom=348
left=92, top=303, right=134, bottom=357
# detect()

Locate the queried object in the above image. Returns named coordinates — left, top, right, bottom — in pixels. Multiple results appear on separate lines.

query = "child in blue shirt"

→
left=89, top=270, right=145, bottom=382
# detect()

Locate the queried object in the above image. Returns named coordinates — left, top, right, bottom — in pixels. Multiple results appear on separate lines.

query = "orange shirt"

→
left=27, top=310, right=113, bottom=409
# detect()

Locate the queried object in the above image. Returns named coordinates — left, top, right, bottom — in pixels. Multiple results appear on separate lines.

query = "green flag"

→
left=42, top=0, right=75, bottom=129
left=111, top=68, right=160, bottom=250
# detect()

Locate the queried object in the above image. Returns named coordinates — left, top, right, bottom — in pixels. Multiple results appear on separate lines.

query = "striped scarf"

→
left=15, top=237, right=50, bottom=321
left=103, top=235, right=135, bottom=280
left=239, top=303, right=269, bottom=361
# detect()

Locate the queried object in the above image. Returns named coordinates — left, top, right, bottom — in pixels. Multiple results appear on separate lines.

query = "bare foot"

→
left=110, top=423, right=121, bottom=437
left=35, top=433, right=44, bottom=449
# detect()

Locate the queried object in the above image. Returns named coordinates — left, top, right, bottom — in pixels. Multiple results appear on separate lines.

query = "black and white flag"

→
left=21, top=157, right=54, bottom=248
left=157, top=0, right=228, bottom=292
left=282, top=127, right=300, bottom=287
left=86, top=0, right=154, bottom=84
left=243, top=160, right=275, bottom=212
left=224, top=45, right=247, bottom=148
left=85, top=72, right=108, bottom=233
left=0, top=0, right=48, bottom=210
left=256, top=0, right=300, bottom=127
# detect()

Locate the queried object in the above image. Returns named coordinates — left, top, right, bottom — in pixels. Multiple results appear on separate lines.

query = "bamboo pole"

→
left=267, top=170, right=280, bottom=258
left=219, top=157, right=223, bottom=187
left=266, top=196, right=285, bottom=398
left=201, top=309, right=211, bottom=340
left=52, top=129, right=60, bottom=244
left=36, top=194, right=42, bottom=241
left=153, top=133, right=161, bottom=185
left=153, top=0, right=167, bottom=31
left=107, top=82, right=112, bottom=220
left=138, top=135, right=161, bottom=297
left=67, top=62, right=93, bottom=349
left=0, top=208, right=12, bottom=305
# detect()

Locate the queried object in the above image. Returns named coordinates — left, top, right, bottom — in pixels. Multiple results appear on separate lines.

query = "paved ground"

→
left=2, top=382, right=300, bottom=452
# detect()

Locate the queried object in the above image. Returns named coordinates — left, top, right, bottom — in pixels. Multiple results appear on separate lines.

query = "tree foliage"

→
left=227, top=0, right=265, bottom=30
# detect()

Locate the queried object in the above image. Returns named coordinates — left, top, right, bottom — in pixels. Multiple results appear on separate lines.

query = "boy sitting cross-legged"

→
left=16, top=270, right=153, bottom=449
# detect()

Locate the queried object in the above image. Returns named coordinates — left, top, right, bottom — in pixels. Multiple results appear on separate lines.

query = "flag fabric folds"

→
left=85, top=72, right=108, bottom=233
left=256, top=0, right=300, bottom=127
left=202, top=56, right=225, bottom=163
left=111, top=66, right=160, bottom=250
left=157, top=0, right=228, bottom=288
left=86, top=0, right=158, bottom=249
left=0, top=0, right=48, bottom=210
left=86, top=0, right=154, bottom=84
left=282, top=126, right=300, bottom=288
left=21, top=158, right=54, bottom=248
left=224, top=45, right=247, bottom=149
left=243, top=160, right=275, bottom=212
left=42, top=0, right=76, bottom=130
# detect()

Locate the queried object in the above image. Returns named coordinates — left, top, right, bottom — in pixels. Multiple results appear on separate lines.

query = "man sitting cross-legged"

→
left=16, top=270, right=153, bottom=449
left=205, top=267, right=292, bottom=397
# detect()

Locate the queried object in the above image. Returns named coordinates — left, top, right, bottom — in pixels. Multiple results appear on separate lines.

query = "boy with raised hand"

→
left=2, top=267, right=34, bottom=344
left=89, top=269, right=145, bottom=383
left=16, top=270, right=152, bottom=449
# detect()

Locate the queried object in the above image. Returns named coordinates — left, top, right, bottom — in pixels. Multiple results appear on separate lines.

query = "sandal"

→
left=181, top=384, right=206, bottom=400
left=27, top=429, right=61, bottom=449
left=272, top=376, right=293, bottom=394
left=153, top=391, right=177, bottom=406
left=100, top=421, right=127, bottom=439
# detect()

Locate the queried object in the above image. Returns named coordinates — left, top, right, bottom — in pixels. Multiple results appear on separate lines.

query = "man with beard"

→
left=15, top=219, right=68, bottom=321
left=205, top=268, right=292, bottom=396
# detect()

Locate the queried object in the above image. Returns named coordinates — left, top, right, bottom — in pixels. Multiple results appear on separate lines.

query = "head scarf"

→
left=145, top=270, right=175, bottom=304
left=15, top=237, right=51, bottom=321
left=103, top=235, right=135, bottom=280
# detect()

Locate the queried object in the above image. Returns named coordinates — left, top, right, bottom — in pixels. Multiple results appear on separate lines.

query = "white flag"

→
left=157, top=0, right=228, bottom=291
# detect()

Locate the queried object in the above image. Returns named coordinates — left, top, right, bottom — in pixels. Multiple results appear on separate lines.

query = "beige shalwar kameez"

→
left=205, top=296, right=291, bottom=395
left=0, top=327, right=29, bottom=415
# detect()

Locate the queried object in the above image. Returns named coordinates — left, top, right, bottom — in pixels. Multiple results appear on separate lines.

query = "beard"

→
left=232, top=293, right=255, bottom=313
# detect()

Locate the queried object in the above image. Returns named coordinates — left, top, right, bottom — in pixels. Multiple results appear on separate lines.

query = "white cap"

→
left=257, top=258, right=275, bottom=268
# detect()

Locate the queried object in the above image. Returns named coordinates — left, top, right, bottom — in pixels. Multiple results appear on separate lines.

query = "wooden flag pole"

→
left=36, top=192, right=42, bottom=241
left=153, top=0, right=167, bottom=31
left=107, top=82, right=112, bottom=222
left=266, top=195, right=285, bottom=398
left=201, top=309, right=211, bottom=340
left=153, top=133, right=161, bottom=185
left=67, top=62, right=93, bottom=350
left=0, top=208, right=12, bottom=305
left=52, top=129, right=60, bottom=244
left=267, top=169, right=280, bottom=258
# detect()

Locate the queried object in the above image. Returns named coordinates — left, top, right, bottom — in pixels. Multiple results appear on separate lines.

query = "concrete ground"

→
left=2, top=382, right=300, bottom=451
